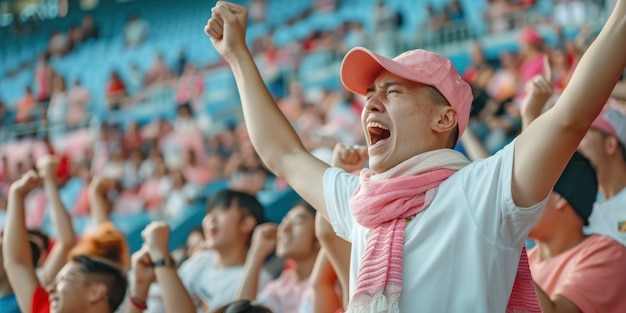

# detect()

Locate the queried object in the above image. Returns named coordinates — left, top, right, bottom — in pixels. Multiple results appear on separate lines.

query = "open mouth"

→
left=367, top=122, right=391, bottom=146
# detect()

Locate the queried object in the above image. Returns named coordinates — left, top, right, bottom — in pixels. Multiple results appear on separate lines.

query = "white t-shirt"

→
left=323, top=142, right=546, bottom=312
left=146, top=250, right=272, bottom=313
left=584, top=187, right=626, bottom=247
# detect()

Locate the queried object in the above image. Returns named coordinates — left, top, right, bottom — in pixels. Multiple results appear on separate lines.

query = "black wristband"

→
left=151, top=256, right=176, bottom=268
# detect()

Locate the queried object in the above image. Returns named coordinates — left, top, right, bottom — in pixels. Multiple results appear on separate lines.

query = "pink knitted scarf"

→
left=346, top=149, right=542, bottom=313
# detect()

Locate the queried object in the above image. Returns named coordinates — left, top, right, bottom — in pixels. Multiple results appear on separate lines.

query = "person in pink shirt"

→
left=528, top=152, right=626, bottom=313
left=236, top=201, right=320, bottom=313
left=516, top=27, right=546, bottom=105
left=175, top=63, right=204, bottom=109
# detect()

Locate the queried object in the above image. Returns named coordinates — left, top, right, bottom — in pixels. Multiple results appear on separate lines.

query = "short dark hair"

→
left=212, top=300, right=272, bottom=313
left=617, top=140, right=626, bottom=164
left=28, top=229, right=50, bottom=252
left=72, top=255, right=127, bottom=312
left=28, top=240, right=41, bottom=267
left=206, top=189, right=266, bottom=225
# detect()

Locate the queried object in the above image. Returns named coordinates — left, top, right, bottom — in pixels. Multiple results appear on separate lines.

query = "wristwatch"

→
left=151, top=256, right=176, bottom=268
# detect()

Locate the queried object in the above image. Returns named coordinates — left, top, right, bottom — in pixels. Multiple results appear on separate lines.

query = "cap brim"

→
left=340, top=47, right=422, bottom=96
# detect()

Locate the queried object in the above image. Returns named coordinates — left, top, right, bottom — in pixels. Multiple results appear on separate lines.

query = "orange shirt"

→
left=529, top=235, right=626, bottom=313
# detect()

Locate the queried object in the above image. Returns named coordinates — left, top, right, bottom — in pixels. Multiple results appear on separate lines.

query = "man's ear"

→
left=604, top=135, right=620, bottom=155
left=555, top=195, right=569, bottom=211
left=433, top=106, right=458, bottom=134
left=88, top=283, right=108, bottom=304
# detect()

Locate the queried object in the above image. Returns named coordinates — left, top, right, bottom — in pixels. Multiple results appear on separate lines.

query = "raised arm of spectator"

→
left=125, top=248, right=155, bottom=313
left=205, top=2, right=331, bottom=220
left=612, top=80, right=626, bottom=101
left=314, top=215, right=350, bottom=306
left=142, top=222, right=195, bottom=313
left=235, top=223, right=277, bottom=301
left=459, top=127, right=490, bottom=161
left=324, top=143, right=366, bottom=305
left=37, top=155, right=77, bottom=286
left=310, top=249, right=343, bottom=313
left=520, top=57, right=554, bottom=131
left=533, top=282, right=582, bottom=313
left=3, top=171, right=43, bottom=312
left=513, top=1, right=626, bottom=207
left=88, top=176, right=115, bottom=226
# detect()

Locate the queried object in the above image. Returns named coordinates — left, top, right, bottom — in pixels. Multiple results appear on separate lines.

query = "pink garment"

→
left=517, top=54, right=545, bottom=102
left=348, top=149, right=541, bottom=313
left=259, top=267, right=311, bottom=313
left=529, top=235, right=626, bottom=313
left=175, top=72, right=204, bottom=105
left=347, top=150, right=468, bottom=312
left=35, top=62, right=50, bottom=101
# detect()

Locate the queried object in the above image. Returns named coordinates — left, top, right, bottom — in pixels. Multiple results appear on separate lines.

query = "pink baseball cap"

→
left=590, top=104, right=626, bottom=147
left=340, top=47, right=473, bottom=139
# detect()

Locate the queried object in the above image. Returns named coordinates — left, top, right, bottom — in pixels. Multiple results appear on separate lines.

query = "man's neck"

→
left=535, top=231, right=588, bottom=262
left=88, top=304, right=111, bottom=313
left=292, top=253, right=318, bottom=283
left=599, top=160, right=626, bottom=199
left=0, top=279, right=13, bottom=297
left=214, top=244, right=247, bottom=268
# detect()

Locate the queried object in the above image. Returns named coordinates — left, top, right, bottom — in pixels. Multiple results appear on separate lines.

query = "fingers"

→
left=205, top=16, right=224, bottom=39
left=527, top=75, right=552, bottom=96
left=22, top=170, right=43, bottom=186
left=543, top=55, right=552, bottom=83
left=132, top=247, right=152, bottom=266
left=333, top=143, right=367, bottom=166
left=90, top=176, right=116, bottom=194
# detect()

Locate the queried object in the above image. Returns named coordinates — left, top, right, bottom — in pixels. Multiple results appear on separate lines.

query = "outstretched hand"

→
left=249, top=222, right=277, bottom=260
left=131, top=248, right=157, bottom=287
left=89, top=176, right=116, bottom=195
left=204, top=1, right=249, bottom=62
left=141, top=221, right=172, bottom=260
left=36, top=155, right=59, bottom=179
left=332, top=143, right=368, bottom=174
left=9, top=170, right=42, bottom=197
left=521, top=55, right=554, bottom=127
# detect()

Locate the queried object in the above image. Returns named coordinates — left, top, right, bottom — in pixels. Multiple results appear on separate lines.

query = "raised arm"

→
left=205, top=1, right=330, bottom=220
left=310, top=249, right=343, bottom=313
left=612, top=80, right=626, bottom=101
left=3, top=171, right=43, bottom=313
left=88, top=176, right=115, bottom=226
left=124, top=248, right=155, bottom=313
left=459, top=127, right=490, bottom=161
left=142, top=222, right=196, bottom=313
left=520, top=57, right=554, bottom=131
left=513, top=2, right=626, bottom=207
left=235, top=223, right=277, bottom=301
left=37, top=155, right=77, bottom=286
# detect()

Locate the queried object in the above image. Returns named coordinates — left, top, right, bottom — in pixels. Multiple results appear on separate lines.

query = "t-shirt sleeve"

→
left=554, top=237, right=626, bottom=313
left=322, top=167, right=360, bottom=242
left=31, top=285, right=50, bottom=313
left=460, top=140, right=548, bottom=246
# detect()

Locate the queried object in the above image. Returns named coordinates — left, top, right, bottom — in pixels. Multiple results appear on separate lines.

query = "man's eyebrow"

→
left=366, top=81, right=403, bottom=93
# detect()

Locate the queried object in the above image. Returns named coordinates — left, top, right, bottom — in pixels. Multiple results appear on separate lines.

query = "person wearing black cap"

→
left=528, top=152, right=626, bottom=313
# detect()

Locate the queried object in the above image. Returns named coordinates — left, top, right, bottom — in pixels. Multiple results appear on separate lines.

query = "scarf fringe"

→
left=506, top=307, right=534, bottom=313
left=347, top=293, right=400, bottom=313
